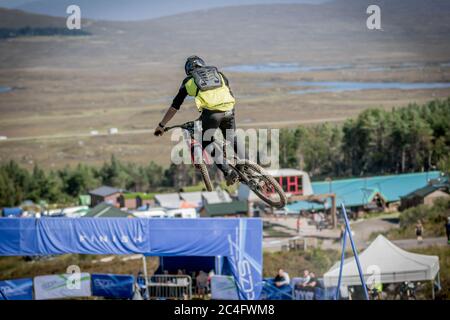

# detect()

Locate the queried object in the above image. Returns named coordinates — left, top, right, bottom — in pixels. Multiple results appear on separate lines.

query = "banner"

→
left=0, top=218, right=263, bottom=300
left=91, top=274, right=134, bottom=299
left=210, top=275, right=239, bottom=300
left=0, top=278, right=33, bottom=300
left=34, top=273, right=91, bottom=300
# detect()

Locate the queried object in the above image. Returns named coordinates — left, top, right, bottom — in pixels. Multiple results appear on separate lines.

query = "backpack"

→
left=191, top=66, right=223, bottom=91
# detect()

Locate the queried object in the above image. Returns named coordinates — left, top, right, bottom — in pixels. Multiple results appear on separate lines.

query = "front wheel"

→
left=235, top=160, right=287, bottom=208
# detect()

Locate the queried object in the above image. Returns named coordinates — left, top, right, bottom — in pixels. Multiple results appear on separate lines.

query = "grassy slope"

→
left=0, top=254, right=160, bottom=281
left=1, top=2, right=450, bottom=169
left=411, top=246, right=450, bottom=300
left=371, top=198, right=450, bottom=240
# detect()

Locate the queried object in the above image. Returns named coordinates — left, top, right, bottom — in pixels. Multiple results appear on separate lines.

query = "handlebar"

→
left=164, top=123, right=192, bottom=132
left=163, top=119, right=199, bottom=133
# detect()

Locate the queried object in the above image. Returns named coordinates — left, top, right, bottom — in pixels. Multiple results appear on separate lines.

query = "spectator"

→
left=294, top=270, right=315, bottom=300
left=306, top=272, right=318, bottom=289
left=340, top=225, right=346, bottom=244
left=415, top=220, right=424, bottom=243
left=208, top=270, right=215, bottom=282
left=136, top=271, right=149, bottom=300
left=295, top=270, right=311, bottom=288
left=196, top=270, right=209, bottom=299
left=367, top=280, right=383, bottom=300
left=313, top=212, right=320, bottom=230
left=207, top=270, right=215, bottom=291
left=274, top=269, right=290, bottom=288
left=162, top=269, right=170, bottom=283
left=446, top=217, right=450, bottom=245
left=304, top=272, right=317, bottom=299
left=317, top=212, right=326, bottom=231
left=176, top=269, right=188, bottom=285
left=176, top=269, right=189, bottom=299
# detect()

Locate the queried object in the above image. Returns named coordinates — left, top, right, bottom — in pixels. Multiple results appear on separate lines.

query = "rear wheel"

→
left=235, top=160, right=286, bottom=208
left=196, top=163, right=213, bottom=192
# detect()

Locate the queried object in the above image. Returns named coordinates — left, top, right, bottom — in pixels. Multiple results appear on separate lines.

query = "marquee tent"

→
left=0, top=217, right=263, bottom=300
left=323, top=235, right=440, bottom=287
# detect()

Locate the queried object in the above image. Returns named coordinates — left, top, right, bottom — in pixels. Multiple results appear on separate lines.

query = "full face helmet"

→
left=185, top=55, right=206, bottom=75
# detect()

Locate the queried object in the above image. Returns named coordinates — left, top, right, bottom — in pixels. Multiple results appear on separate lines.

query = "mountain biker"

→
left=154, top=56, right=239, bottom=185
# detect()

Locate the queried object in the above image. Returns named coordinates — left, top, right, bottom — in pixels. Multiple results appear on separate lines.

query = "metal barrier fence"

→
left=147, top=275, right=192, bottom=300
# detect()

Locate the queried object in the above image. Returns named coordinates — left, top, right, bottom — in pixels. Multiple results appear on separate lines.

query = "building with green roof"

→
left=287, top=171, right=443, bottom=213
left=400, top=179, right=449, bottom=210
left=200, top=201, right=249, bottom=217
left=84, top=203, right=131, bottom=218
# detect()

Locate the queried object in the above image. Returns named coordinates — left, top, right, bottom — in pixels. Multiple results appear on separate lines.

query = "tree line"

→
left=0, top=98, right=449, bottom=207
left=279, top=98, right=450, bottom=179
left=0, top=156, right=207, bottom=207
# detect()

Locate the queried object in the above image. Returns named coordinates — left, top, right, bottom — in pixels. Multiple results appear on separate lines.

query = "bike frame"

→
left=165, top=120, right=278, bottom=198
left=166, top=119, right=238, bottom=168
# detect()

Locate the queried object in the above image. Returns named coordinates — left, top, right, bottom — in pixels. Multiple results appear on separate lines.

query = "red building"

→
left=238, top=168, right=313, bottom=203
left=266, top=169, right=313, bottom=196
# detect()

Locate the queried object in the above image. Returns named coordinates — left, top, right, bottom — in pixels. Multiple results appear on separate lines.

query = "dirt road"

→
left=0, top=117, right=349, bottom=143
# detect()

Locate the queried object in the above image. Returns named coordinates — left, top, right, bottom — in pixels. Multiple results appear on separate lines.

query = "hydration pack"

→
left=191, top=66, right=223, bottom=91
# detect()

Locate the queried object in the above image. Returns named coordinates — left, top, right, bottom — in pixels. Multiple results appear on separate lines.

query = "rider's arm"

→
left=159, top=106, right=178, bottom=127
left=158, top=84, right=188, bottom=127
left=171, top=85, right=188, bottom=111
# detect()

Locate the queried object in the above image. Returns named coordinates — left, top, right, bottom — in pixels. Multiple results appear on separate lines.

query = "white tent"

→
left=323, top=235, right=440, bottom=287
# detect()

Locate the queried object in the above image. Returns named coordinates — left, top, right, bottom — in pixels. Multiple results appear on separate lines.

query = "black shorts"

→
left=200, top=108, right=236, bottom=150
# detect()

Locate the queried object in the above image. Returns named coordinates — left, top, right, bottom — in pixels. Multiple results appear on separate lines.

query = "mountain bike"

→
left=397, top=282, right=417, bottom=300
left=369, top=287, right=382, bottom=300
left=164, top=119, right=287, bottom=208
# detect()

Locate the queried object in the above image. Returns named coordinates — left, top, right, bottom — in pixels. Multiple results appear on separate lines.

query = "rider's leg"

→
left=219, top=109, right=239, bottom=161
left=200, top=109, right=229, bottom=175
left=218, top=110, right=239, bottom=185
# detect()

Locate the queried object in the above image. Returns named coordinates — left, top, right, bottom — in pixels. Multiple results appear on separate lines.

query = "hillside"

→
left=2, top=0, right=450, bottom=67
left=0, top=7, right=68, bottom=28
left=10, top=0, right=329, bottom=21
left=0, top=1, right=450, bottom=169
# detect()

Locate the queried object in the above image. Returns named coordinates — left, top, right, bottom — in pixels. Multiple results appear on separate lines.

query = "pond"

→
left=223, top=62, right=450, bottom=73
left=0, top=86, right=12, bottom=93
left=222, top=63, right=352, bottom=73
left=289, top=81, right=450, bottom=94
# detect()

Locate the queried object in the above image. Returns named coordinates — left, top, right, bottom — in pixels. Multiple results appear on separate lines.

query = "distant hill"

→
left=8, top=0, right=329, bottom=21
left=0, top=0, right=449, bottom=67
left=0, top=7, right=67, bottom=28
left=0, top=8, right=90, bottom=38
left=101, top=0, right=450, bottom=64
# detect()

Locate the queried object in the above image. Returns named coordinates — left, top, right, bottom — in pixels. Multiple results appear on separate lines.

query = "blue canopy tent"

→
left=0, top=217, right=263, bottom=300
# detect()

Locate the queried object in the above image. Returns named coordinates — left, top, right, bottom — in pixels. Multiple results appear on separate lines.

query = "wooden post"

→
left=247, top=201, right=254, bottom=217
left=331, top=194, right=337, bottom=229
